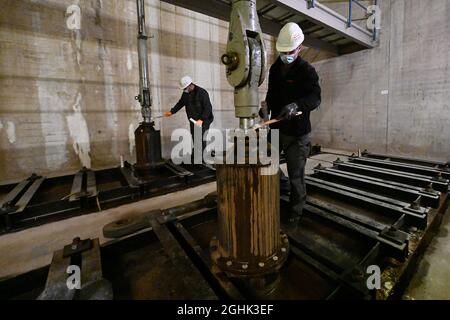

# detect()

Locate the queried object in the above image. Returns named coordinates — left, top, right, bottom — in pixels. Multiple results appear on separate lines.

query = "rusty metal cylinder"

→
left=211, top=139, right=288, bottom=284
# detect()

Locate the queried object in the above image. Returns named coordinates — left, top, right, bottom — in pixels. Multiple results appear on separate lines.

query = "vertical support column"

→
left=134, top=0, right=164, bottom=176
left=211, top=136, right=289, bottom=296
left=212, top=0, right=288, bottom=296
left=347, top=0, right=353, bottom=28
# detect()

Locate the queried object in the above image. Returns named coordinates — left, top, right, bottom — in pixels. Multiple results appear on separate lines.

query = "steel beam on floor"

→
left=305, top=177, right=427, bottom=229
left=334, top=162, right=449, bottom=193
left=304, top=203, right=408, bottom=261
left=285, top=229, right=371, bottom=299
left=362, top=151, right=450, bottom=171
left=313, top=168, right=440, bottom=208
left=170, top=222, right=244, bottom=300
left=14, top=177, right=45, bottom=213
left=0, top=179, right=31, bottom=213
left=349, top=157, right=450, bottom=180
left=326, top=167, right=440, bottom=196
left=1, top=174, right=45, bottom=230
left=306, top=196, right=389, bottom=231
left=148, top=217, right=217, bottom=299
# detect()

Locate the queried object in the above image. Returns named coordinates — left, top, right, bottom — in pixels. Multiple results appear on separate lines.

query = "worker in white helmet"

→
left=262, top=22, right=322, bottom=224
left=165, top=76, right=214, bottom=155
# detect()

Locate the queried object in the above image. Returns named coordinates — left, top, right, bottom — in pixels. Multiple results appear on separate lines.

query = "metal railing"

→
left=347, top=0, right=380, bottom=41
left=307, top=0, right=380, bottom=42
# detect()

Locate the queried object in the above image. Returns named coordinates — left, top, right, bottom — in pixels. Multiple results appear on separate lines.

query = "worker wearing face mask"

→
left=262, top=22, right=322, bottom=224
left=165, top=76, right=214, bottom=155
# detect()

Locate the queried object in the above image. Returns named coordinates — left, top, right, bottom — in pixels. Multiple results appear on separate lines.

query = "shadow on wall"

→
left=3, top=0, right=228, bottom=63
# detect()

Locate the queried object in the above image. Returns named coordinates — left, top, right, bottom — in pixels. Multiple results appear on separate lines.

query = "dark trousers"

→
left=280, top=133, right=311, bottom=218
left=190, top=121, right=211, bottom=157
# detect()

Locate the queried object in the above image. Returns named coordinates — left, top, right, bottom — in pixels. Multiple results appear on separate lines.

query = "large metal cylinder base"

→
left=210, top=233, right=289, bottom=297
left=211, top=140, right=289, bottom=296
left=210, top=233, right=289, bottom=277
left=134, top=122, right=165, bottom=177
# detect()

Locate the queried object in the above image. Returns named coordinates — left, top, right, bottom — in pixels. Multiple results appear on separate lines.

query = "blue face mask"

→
left=280, top=53, right=297, bottom=65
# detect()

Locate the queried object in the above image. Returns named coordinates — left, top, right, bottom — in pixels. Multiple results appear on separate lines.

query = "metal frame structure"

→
left=160, top=0, right=380, bottom=56
left=0, top=163, right=216, bottom=234
left=275, top=0, right=377, bottom=46
left=3, top=153, right=447, bottom=300
left=362, top=150, right=449, bottom=171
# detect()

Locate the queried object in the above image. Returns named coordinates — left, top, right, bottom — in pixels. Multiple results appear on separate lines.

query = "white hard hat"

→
left=276, top=22, right=305, bottom=53
left=179, top=76, right=193, bottom=89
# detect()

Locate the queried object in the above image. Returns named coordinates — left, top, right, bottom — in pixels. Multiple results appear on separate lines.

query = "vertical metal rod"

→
left=347, top=0, right=353, bottom=28
left=307, top=0, right=316, bottom=9
left=373, top=0, right=379, bottom=41
left=136, top=0, right=152, bottom=123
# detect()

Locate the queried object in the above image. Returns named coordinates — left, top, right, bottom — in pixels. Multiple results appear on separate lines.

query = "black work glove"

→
left=278, top=102, right=299, bottom=120
left=259, top=101, right=269, bottom=120
left=258, top=108, right=265, bottom=119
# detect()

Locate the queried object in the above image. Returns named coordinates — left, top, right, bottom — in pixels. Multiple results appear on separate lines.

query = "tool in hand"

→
left=251, top=111, right=303, bottom=130
left=190, top=118, right=202, bottom=127
left=152, top=112, right=170, bottom=119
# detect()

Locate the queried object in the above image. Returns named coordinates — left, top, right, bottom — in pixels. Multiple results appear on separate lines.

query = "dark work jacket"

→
left=171, top=85, right=214, bottom=126
left=266, top=57, right=321, bottom=137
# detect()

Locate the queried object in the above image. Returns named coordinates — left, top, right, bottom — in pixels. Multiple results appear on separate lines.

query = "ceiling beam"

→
left=160, top=0, right=339, bottom=55
left=274, top=0, right=375, bottom=48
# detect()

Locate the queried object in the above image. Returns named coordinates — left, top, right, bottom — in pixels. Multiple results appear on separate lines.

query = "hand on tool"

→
left=279, top=102, right=299, bottom=120
left=259, top=101, right=269, bottom=120
left=164, top=111, right=173, bottom=118
left=190, top=118, right=203, bottom=127
left=252, top=111, right=303, bottom=131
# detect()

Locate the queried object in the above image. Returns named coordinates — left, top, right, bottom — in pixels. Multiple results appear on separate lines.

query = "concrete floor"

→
left=0, top=153, right=337, bottom=280
left=403, top=208, right=450, bottom=300
left=0, top=151, right=449, bottom=299
left=0, top=183, right=218, bottom=280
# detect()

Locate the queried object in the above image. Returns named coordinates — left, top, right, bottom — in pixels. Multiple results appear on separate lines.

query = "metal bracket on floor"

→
left=148, top=217, right=217, bottom=299
left=68, top=168, right=99, bottom=207
left=432, top=172, right=449, bottom=184
left=0, top=173, right=45, bottom=230
left=165, top=160, right=194, bottom=177
left=102, top=193, right=218, bottom=239
left=38, top=238, right=113, bottom=300
left=377, top=227, right=409, bottom=258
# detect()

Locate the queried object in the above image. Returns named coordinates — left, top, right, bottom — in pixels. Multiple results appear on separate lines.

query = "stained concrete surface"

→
left=403, top=206, right=450, bottom=300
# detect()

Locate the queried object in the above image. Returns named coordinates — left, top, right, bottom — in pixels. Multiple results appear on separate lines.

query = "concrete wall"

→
left=311, top=0, right=450, bottom=162
left=2, top=0, right=448, bottom=183
left=0, top=0, right=276, bottom=183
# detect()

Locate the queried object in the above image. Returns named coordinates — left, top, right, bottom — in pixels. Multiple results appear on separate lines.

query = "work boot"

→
left=280, top=175, right=291, bottom=194
left=288, top=212, right=302, bottom=225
